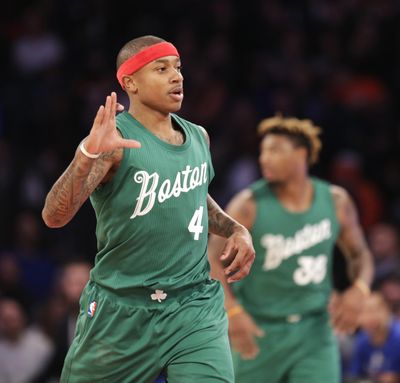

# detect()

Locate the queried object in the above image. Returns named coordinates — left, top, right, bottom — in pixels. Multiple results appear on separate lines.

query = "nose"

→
left=171, top=69, right=183, bottom=83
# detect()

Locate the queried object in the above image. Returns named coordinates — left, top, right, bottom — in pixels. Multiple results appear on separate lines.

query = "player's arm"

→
left=198, top=124, right=255, bottom=282
left=208, top=190, right=264, bottom=359
left=329, top=185, right=374, bottom=334
left=207, top=194, right=255, bottom=283
left=42, top=92, right=140, bottom=228
left=42, top=146, right=121, bottom=228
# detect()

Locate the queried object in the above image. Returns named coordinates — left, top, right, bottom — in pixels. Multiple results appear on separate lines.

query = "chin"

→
left=171, top=104, right=182, bottom=112
left=263, top=172, right=278, bottom=183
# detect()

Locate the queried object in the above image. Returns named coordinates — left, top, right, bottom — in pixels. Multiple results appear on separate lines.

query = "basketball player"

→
left=208, top=115, right=374, bottom=383
left=42, top=35, right=255, bottom=383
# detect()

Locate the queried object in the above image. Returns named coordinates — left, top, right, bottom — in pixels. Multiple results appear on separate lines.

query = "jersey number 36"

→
left=293, top=255, right=327, bottom=286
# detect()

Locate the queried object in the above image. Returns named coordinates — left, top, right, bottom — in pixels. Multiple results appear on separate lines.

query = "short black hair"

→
left=116, top=35, right=166, bottom=70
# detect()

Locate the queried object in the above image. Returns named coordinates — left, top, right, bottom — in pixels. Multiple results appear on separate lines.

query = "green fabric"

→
left=61, top=280, right=234, bottom=383
left=90, top=112, right=215, bottom=292
left=61, top=113, right=231, bottom=382
left=233, top=313, right=340, bottom=383
left=232, top=177, right=340, bottom=319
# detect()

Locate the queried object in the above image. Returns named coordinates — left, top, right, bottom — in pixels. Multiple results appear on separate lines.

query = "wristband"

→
left=227, top=305, right=243, bottom=318
left=354, top=279, right=371, bottom=296
left=79, top=141, right=101, bottom=159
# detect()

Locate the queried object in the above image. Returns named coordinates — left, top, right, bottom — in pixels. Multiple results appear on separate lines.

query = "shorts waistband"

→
left=87, top=278, right=219, bottom=308
left=254, top=309, right=327, bottom=324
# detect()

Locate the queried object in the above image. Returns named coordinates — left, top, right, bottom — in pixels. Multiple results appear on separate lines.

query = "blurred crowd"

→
left=0, top=0, right=399, bottom=382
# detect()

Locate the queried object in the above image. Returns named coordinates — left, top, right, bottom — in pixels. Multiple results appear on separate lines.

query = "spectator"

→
left=377, top=273, right=400, bottom=318
left=36, top=260, right=91, bottom=382
left=0, top=252, right=31, bottom=312
left=0, top=298, right=53, bottom=383
left=347, top=293, right=400, bottom=383
left=368, top=222, right=400, bottom=280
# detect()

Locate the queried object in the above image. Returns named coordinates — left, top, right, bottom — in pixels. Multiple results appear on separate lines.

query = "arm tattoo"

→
left=332, top=187, right=374, bottom=284
left=43, top=148, right=119, bottom=227
left=207, top=195, right=238, bottom=237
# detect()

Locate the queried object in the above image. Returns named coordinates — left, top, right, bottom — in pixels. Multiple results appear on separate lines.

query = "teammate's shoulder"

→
left=230, top=188, right=255, bottom=205
left=329, top=183, right=350, bottom=203
left=249, top=178, right=270, bottom=197
left=310, top=176, right=332, bottom=189
left=225, top=188, right=256, bottom=226
left=310, top=177, right=348, bottom=200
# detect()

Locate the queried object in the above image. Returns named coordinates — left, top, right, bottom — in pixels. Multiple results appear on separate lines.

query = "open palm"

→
left=84, top=92, right=141, bottom=154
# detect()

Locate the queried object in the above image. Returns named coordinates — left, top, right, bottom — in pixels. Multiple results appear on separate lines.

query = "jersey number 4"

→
left=188, top=206, right=204, bottom=240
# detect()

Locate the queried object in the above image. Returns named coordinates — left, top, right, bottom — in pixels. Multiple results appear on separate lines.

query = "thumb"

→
left=220, top=240, right=234, bottom=261
left=119, top=138, right=141, bottom=149
left=252, top=324, right=265, bottom=338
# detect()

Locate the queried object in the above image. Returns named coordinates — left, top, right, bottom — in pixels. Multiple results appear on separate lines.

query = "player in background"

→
left=209, top=114, right=374, bottom=383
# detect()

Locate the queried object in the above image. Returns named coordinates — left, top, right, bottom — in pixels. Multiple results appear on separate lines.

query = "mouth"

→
left=168, top=86, right=184, bottom=102
left=261, top=167, right=274, bottom=178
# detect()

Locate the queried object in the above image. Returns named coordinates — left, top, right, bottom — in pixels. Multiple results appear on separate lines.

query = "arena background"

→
left=0, top=1, right=399, bottom=382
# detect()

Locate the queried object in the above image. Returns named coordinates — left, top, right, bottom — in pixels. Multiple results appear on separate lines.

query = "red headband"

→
left=116, top=42, right=180, bottom=88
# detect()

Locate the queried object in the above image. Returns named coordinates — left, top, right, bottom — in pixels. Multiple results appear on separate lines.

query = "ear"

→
left=295, top=146, right=308, bottom=163
left=122, top=75, right=138, bottom=93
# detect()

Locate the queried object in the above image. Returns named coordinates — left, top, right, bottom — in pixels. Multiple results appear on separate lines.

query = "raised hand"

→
left=84, top=92, right=141, bottom=155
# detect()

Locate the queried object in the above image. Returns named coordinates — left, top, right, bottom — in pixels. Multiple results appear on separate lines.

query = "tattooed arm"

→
left=199, top=122, right=255, bottom=280
left=42, top=92, right=141, bottom=228
left=329, top=185, right=374, bottom=334
left=207, top=194, right=255, bottom=282
left=42, top=148, right=121, bottom=227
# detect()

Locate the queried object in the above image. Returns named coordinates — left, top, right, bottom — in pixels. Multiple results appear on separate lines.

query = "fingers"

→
left=116, top=103, right=124, bottom=112
left=111, top=91, right=117, bottom=117
left=93, top=105, right=105, bottom=129
left=227, top=260, right=251, bottom=283
left=329, top=296, right=359, bottom=334
left=252, top=324, right=265, bottom=338
left=119, top=138, right=142, bottom=149
left=224, top=247, right=254, bottom=283
left=333, top=309, right=358, bottom=334
left=103, top=94, right=112, bottom=124
left=220, top=241, right=237, bottom=267
left=231, top=335, right=259, bottom=360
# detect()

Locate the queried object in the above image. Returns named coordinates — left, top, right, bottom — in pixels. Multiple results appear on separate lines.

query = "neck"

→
left=272, top=173, right=313, bottom=212
left=128, top=103, right=172, bottom=134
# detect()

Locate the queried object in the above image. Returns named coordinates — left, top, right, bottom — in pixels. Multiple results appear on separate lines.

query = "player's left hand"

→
left=328, top=286, right=366, bottom=334
left=220, top=226, right=255, bottom=283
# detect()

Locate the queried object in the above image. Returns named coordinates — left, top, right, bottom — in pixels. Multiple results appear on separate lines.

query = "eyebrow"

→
left=153, top=58, right=181, bottom=64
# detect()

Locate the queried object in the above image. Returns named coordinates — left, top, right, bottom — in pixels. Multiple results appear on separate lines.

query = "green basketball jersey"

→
left=89, top=112, right=214, bottom=292
left=232, top=178, right=340, bottom=319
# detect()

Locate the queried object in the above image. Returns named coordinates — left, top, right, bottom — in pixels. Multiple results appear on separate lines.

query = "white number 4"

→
left=188, top=206, right=204, bottom=240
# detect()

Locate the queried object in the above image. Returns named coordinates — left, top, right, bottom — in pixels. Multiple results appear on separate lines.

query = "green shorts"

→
left=233, top=311, right=340, bottom=383
left=61, top=279, right=234, bottom=383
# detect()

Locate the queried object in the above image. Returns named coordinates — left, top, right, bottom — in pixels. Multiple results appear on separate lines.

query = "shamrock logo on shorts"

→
left=151, top=290, right=167, bottom=302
